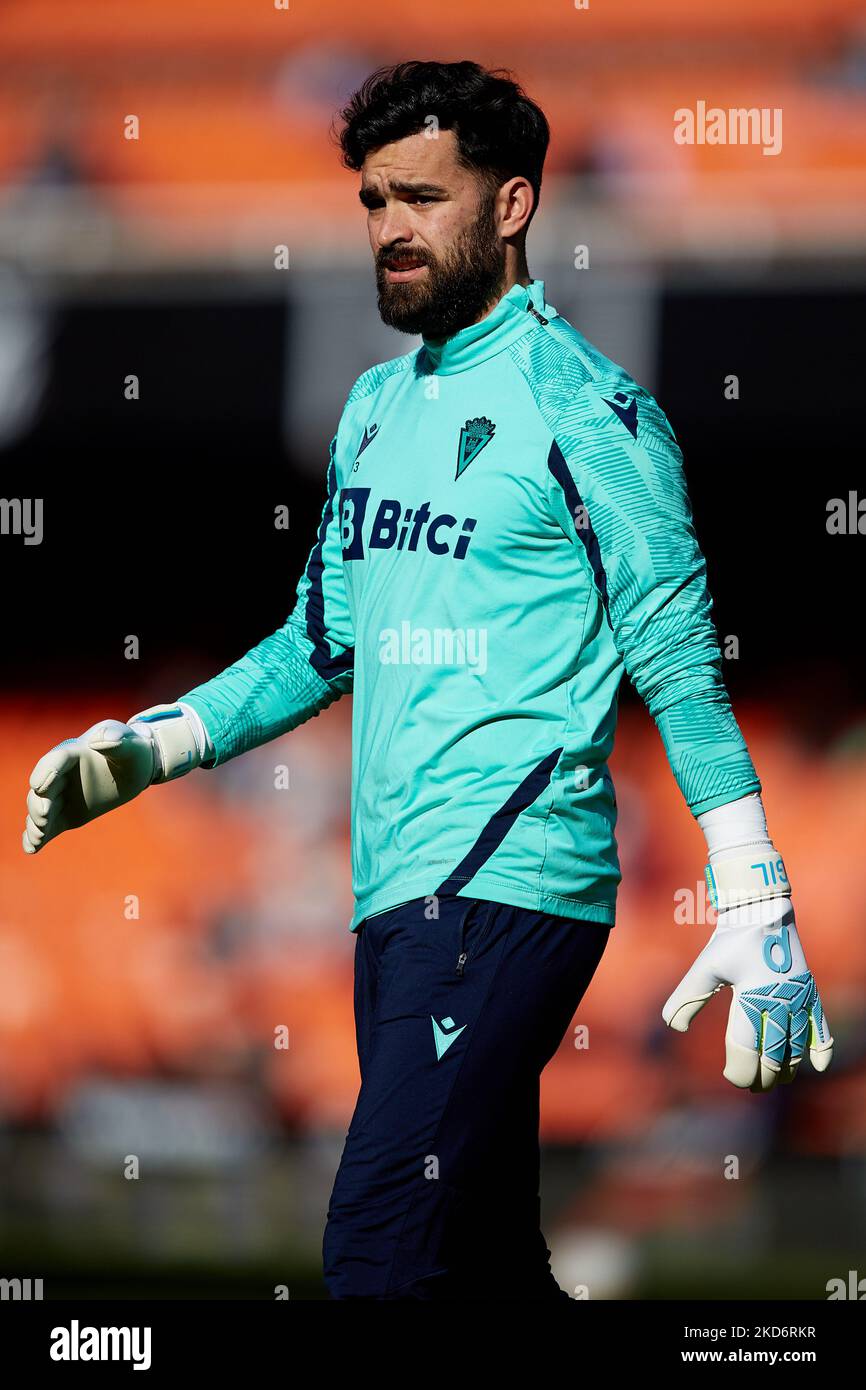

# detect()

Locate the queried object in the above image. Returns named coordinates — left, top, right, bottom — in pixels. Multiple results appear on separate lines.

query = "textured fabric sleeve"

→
left=176, top=436, right=354, bottom=768
left=541, top=368, right=761, bottom=815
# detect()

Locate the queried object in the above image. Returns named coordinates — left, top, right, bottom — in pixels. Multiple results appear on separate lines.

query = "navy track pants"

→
left=322, top=893, right=610, bottom=1300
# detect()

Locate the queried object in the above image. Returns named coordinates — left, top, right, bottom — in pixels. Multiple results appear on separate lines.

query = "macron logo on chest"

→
left=352, top=422, right=379, bottom=472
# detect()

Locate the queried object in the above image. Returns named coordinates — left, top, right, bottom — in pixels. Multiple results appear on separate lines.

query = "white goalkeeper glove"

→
left=22, top=703, right=203, bottom=855
left=662, top=796, right=834, bottom=1092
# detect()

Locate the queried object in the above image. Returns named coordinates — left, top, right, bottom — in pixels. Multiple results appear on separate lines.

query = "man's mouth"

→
left=382, top=257, right=428, bottom=282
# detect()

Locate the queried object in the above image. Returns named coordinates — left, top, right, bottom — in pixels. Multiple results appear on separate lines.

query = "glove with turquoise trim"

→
left=662, top=845, right=834, bottom=1092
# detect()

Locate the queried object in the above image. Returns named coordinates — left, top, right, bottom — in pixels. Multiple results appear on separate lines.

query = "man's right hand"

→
left=23, top=719, right=159, bottom=855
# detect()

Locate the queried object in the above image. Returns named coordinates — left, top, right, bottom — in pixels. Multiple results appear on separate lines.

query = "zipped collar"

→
left=420, top=278, right=557, bottom=376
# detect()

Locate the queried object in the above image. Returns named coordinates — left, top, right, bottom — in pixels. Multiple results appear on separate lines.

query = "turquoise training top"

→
left=179, top=278, right=760, bottom=929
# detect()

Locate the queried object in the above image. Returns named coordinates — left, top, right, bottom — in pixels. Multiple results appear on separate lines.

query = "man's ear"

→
left=499, top=176, right=534, bottom=237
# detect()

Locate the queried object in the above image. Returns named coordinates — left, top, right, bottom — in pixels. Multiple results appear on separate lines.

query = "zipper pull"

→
left=526, top=303, right=549, bottom=326
left=456, top=951, right=468, bottom=977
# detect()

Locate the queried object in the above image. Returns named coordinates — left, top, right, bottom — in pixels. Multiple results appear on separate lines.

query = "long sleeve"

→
left=177, top=436, right=354, bottom=768
left=542, top=371, right=760, bottom=816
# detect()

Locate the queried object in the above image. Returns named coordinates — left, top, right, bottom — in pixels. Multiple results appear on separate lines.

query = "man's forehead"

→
left=360, top=129, right=462, bottom=187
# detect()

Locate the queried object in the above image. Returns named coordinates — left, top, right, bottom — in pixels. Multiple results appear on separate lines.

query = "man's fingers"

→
left=809, top=1034, right=834, bottom=1074
left=23, top=813, right=47, bottom=854
left=723, top=1033, right=762, bottom=1089
left=726, top=991, right=793, bottom=1091
left=28, top=742, right=79, bottom=795
left=82, top=720, right=136, bottom=754
left=23, top=786, right=66, bottom=852
left=24, top=746, right=74, bottom=853
left=806, top=990, right=833, bottom=1074
left=26, top=786, right=54, bottom=828
left=750, top=1055, right=783, bottom=1093
left=662, top=959, right=722, bottom=1033
left=663, top=991, right=715, bottom=1032
left=723, top=1036, right=785, bottom=1091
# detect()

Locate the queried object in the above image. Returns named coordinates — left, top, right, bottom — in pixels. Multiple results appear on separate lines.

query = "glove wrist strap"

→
left=704, top=848, right=790, bottom=911
left=128, top=704, right=201, bottom=783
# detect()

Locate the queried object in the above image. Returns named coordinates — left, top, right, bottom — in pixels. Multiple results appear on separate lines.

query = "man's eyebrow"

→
left=358, top=180, right=448, bottom=206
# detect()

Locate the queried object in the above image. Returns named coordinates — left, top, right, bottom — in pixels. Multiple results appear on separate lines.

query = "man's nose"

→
left=375, top=202, right=414, bottom=247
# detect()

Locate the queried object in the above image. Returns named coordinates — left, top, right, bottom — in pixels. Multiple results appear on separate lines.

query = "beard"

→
left=374, top=188, right=507, bottom=340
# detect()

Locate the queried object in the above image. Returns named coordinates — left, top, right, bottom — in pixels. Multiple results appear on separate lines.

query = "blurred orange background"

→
left=1, top=0, right=864, bottom=1300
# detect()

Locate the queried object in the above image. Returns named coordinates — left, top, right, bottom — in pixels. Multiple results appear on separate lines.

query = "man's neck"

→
left=470, top=268, right=532, bottom=328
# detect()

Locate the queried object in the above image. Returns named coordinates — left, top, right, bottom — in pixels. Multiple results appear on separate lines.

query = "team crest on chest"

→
left=456, top=416, right=495, bottom=480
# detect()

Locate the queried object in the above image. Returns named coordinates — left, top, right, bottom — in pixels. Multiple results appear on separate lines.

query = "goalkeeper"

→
left=23, top=60, right=833, bottom=1301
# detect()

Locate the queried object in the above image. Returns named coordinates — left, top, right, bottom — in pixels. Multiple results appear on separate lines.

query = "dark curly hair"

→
left=334, top=60, right=550, bottom=221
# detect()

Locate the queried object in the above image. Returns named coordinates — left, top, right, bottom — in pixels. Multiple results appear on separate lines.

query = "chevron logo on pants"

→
left=431, top=1015, right=466, bottom=1061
